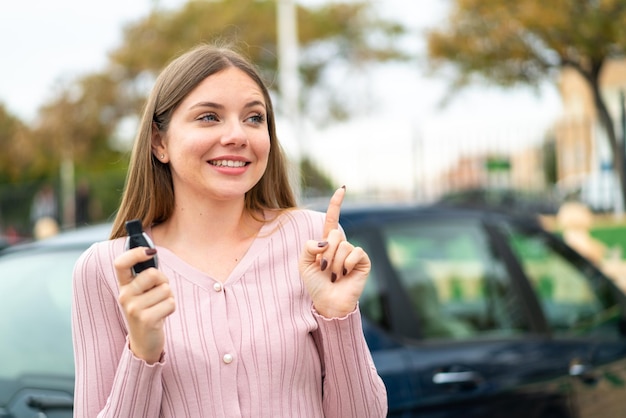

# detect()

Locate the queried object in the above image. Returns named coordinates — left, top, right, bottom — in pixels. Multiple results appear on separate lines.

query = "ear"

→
left=151, top=122, right=169, bottom=163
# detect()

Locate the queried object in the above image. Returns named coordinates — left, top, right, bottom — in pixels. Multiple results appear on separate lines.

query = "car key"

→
left=125, top=219, right=158, bottom=276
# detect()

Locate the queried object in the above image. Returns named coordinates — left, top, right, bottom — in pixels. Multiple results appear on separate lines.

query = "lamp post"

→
left=276, top=0, right=303, bottom=200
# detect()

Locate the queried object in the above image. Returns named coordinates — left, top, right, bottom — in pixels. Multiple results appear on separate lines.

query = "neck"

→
left=153, top=197, right=261, bottom=248
left=150, top=196, right=269, bottom=281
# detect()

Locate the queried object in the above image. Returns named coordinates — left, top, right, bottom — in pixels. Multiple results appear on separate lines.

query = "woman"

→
left=71, top=43, right=387, bottom=417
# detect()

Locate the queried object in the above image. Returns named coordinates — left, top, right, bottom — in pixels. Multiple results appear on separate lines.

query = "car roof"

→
left=0, top=223, right=112, bottom=255
left=336, top=201, right=542, bottom=227
left=0, top=203, right=544, bottom=256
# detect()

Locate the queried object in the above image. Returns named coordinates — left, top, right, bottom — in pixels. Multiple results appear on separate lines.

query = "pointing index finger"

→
left=323, top=186, right=345, bottom=238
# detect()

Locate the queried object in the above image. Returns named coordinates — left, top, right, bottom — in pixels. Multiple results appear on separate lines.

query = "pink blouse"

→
left=71, top=209, right=387, bottom=417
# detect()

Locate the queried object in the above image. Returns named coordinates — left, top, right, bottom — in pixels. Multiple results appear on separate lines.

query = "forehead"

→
left=186, top=67, right=265, bottom=102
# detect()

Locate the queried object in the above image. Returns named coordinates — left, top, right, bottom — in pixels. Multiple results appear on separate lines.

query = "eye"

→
left=246, top=113, right=266, bottom=125
left=198, top=113, right=219, bottom=123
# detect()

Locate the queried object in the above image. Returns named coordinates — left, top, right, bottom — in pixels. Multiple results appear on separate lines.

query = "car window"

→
left=374, top=217, right=529, bottom=340
left=0, top=248, right=82, bottom=379
left=350, top=235, right=385, bottom=326
left=506, top=227, right=622, bottom=337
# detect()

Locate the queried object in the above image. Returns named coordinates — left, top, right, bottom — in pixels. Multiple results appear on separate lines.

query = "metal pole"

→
left=616, top=90, right=626, bottom=217
left=276, top=0, right=303, bottom=200
left=60, top=148, right=75, bottom=228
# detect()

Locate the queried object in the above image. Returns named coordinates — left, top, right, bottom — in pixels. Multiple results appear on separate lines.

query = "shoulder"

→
left=259, top=208, right=327, bottom=242
left=282, top=208, right=326, bottom=223
left=276, top=208, right=326, bottom=231
left=73, top=237, right=126, bottom=289
left=77, top=237, right=126, bottom=264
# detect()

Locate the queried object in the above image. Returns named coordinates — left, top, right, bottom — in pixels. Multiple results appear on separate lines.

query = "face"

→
left=153, top=67, right=271, bottom=204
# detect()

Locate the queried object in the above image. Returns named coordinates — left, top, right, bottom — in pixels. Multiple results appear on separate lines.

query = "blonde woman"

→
left=71, top=44, right=387, bottom=418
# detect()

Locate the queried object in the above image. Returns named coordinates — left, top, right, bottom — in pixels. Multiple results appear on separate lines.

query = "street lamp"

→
left=276, top=0, right=303, bottom=200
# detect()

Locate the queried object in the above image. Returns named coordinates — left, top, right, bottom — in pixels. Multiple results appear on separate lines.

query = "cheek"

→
left=254, top=135, right=272, bottom=162
left=169, top=133, right=210, bottom=159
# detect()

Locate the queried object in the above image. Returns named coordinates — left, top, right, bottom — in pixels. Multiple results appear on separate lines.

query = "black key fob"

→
left=125, top=219, right=158, bottom=276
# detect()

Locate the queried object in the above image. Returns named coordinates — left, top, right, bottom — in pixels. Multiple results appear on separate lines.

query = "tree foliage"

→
left=109, top=0, right=407, bottom=122
left=300, top=157, right=335, bottom=197
left=0, top=0, right=408, bottom=226
left=426, top=0, right=626, bottom=206
left=0, top=104, right=36, bottom=182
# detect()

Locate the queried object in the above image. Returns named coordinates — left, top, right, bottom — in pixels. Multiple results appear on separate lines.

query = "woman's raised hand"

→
left=114, top=248, right=176, bottom=364
left=299, top=186, right=371, bottom=318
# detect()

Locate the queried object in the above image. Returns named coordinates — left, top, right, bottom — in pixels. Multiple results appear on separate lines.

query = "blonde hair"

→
left=110, top=44, right=296, bottom=239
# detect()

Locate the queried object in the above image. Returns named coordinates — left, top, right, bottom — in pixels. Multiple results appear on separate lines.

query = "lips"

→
left=208, top=159, right=249, bottom=168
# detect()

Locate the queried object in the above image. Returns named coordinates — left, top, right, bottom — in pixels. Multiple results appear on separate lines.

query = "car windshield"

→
left=0, top=248, right=82, bottom=379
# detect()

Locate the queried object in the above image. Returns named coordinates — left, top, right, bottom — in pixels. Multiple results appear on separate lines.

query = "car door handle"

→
left=433, top=370, right=483, bottom=386
left=569, top=362, right=598, bottom=385
left=27, top=394, right=74, bottom=410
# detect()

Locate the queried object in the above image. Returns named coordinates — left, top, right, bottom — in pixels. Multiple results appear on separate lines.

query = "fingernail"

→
left=331, top=272, right=337, bottom=283
left=145, top=248, right=157, bottom=256
left=343, top=267, right=347, bottom=276
left=320, top=258, right=328, bottom=271
left=317, top=241, right=328, bottom=247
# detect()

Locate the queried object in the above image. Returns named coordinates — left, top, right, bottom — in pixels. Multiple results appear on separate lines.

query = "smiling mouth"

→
left=209, top=160, right=249, bottom=168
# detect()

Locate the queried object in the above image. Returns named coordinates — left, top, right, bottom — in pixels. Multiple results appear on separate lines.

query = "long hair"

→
left=110, top=44, right=296, bottom=239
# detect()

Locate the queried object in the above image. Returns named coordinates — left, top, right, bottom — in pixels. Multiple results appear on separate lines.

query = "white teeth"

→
left=211, top=160, right=246, bottom=167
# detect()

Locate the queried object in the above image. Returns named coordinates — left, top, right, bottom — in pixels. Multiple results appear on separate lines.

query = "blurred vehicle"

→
left=0, top=236, right=9, bottom=252
left=0, top=228, right=27, bottom=251
left=438, top=187, right=562, bottom=215
left=0, top=223, right=110, bottom=418
left=2, top=205, right=626, bottom=417
left=347, top=204, right=626, bottom=418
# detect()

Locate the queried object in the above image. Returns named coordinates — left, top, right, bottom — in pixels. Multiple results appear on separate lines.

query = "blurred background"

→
left=1, top=0, right=624, bottom=243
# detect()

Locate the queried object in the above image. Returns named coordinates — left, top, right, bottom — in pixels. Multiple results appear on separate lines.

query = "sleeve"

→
left=71, top=242, right=165, bottom=418
left=311, top=305, right=388, bottom=418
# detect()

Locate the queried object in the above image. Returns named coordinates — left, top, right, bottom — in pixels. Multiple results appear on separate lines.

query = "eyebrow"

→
left=189, top=100, right=266, bottom=111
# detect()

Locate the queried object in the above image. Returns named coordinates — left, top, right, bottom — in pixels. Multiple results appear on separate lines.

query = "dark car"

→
left=0, top=223, right=111, bottom=418
left=2, top=205, right=626, bottom=417
left=438, top=187, right=562, bottom=215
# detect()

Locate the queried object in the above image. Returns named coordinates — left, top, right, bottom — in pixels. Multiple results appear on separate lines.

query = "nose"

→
left=220, top=118, right=248, bottom=147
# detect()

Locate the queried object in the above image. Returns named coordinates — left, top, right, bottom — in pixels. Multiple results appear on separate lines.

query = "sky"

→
left=0, top=0, right=563, bottom=200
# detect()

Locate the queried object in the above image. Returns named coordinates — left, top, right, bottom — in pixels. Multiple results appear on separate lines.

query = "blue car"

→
left=1, top=204, right=625, bottom=417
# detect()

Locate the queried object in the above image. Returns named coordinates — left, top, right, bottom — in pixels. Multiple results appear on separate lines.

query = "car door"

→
left=345, top=211, right=577, bottom=418
left=500, top=220, right=626, bottom=418
left=0, top=247, right=78, bottom=418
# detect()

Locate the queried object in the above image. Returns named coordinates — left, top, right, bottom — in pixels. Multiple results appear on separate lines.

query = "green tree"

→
left=17, top=0, right=407, bottom=216
left=0, top=104, right=55, bottom=232
left=31, top=73, right=131, bottom=222
left=426, top=0, right=626, bottom=207
left=0, top=104, right=35, bottom=182
left=300, top=157, right=335, bottom=197
left=109, top=0, right=407, bottom=123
